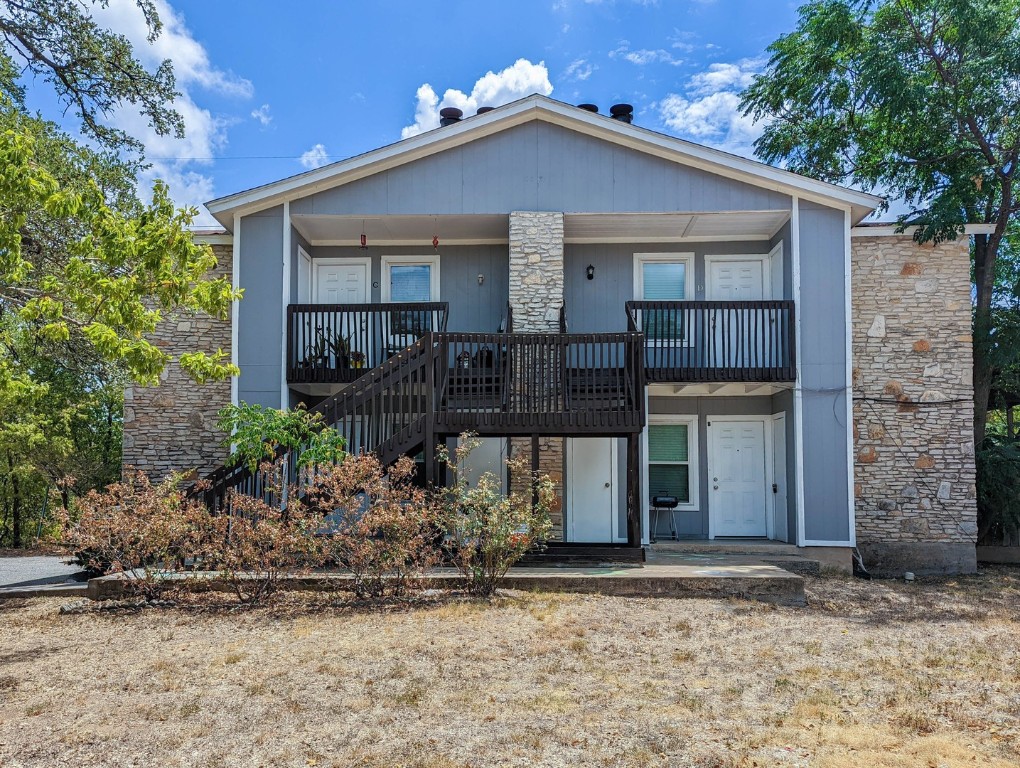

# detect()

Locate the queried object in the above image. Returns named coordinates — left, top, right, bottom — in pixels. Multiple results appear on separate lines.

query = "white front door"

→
left=707, top=258, right=768, bottom=369
left=315, top=261, right=369, bottom=304
left=566, top=438, right=618, bottom=543
left=709, top=420, right=767, bottom=537
left=707, top=260, right=766, bottom=300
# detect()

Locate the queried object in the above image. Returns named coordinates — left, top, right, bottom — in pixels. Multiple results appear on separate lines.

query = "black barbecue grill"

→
left=651, top=494, right=680, bottom=542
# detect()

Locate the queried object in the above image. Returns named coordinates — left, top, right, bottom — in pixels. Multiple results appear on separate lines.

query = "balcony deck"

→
left=626, top=300, right=796, bottom=383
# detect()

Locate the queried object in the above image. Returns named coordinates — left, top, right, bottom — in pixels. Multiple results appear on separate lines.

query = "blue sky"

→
left=58, top=0, right=804, bottom=225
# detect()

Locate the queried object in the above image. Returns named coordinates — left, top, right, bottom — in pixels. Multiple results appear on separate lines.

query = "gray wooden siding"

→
left=564, top=240, right=773, bottom=333
left=307, top=244, right=509, bottom=333
left=237, top=206, right=284, bottom=409
left=646, top=395, right=794, bottom=541
left=798, top=200, right=851, bottom=542
left=290, top=122, right=791, bottom=216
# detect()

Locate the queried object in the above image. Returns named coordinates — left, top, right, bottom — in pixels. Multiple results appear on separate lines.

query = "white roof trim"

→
left=852, top=223, right=997, bottom=237
left=206, top=95, right=883, bottom=229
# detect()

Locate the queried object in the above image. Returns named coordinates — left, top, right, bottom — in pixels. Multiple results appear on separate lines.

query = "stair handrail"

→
left=193, top=334, right=438, bottom=511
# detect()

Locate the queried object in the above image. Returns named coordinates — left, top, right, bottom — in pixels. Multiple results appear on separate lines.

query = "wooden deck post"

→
left=626, top=433, right=641, bottom=547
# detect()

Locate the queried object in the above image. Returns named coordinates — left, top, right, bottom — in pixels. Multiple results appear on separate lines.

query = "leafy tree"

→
left=0, top=1, right=243, bottom=544
left=0, top=313, right=124, bottom=547
left=0, top=0, right=182, bottom=153
left=741, top=0, right=1020, bottom=445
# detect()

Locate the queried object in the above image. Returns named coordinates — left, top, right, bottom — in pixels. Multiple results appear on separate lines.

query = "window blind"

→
left=648, top=424, right=689, bottom=462
left=642, top=262, right=686, bottom=300
left=648, top=465, right=690, bottom=503
left=390, top=265, right=431, bottom=302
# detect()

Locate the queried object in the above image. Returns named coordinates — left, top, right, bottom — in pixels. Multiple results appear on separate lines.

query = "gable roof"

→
left=205, top=94, right=883, bottom=228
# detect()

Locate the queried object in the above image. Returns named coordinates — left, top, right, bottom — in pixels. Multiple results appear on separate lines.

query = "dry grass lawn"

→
left=1, top=567, right=1019, bottom=767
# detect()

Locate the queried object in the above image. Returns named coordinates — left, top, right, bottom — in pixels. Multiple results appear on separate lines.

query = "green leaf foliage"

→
left=742, top=0, right=1020, bottom=241
left=217, top=403, right=347, bottom=473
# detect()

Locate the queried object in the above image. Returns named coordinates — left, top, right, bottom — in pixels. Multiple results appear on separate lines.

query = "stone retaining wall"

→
left=121, top=243, right=233, bottom=480
left=851, top=234, right=977, bottom=574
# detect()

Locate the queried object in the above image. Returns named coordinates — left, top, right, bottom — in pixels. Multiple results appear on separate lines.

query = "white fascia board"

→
left=206, top=95, right=883, bottom=229
left=852, top=223, right=997, bottom=237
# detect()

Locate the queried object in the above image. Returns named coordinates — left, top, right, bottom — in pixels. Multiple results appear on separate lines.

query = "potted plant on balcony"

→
left=323, top=332, right=352, bottom=370
left=300, top=333, right=330, bottom=374
left=349, top=350, right=366, bottom=369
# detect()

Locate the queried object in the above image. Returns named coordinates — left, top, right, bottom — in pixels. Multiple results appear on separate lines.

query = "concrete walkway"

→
left=0, top=555, right=88, bottom=598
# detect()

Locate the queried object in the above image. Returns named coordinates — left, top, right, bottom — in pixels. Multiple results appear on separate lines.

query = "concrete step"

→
left=651, top=540, right=803, bottom=556
left=648, top=545, right=821, bottom=577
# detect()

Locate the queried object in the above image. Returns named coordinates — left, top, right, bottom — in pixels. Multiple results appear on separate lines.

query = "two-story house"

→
left=123, top=95, right=980, bottom=575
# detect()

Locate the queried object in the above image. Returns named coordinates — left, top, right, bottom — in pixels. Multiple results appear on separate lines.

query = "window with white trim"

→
left=647, top=422, right=693, bottom=504
left=382, top=255, right=440, bottom=302
left=634, top=253, right=693, bottom=342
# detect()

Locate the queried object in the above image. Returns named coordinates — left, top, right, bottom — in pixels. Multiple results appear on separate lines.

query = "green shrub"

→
left=216, top=402, right=346, bottom=472
left=976, top=435, right=1020, bottom=542
left=439, top=434, right=554, bottom=597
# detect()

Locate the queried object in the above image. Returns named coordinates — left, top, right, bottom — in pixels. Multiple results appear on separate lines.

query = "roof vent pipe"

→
left=476, top=106, right=494, bottom=114
left=610, top=103, right=634, bottom=124
left=439, top=107, right=463, bottom=126
left=577, top=103, right=599, bottom=113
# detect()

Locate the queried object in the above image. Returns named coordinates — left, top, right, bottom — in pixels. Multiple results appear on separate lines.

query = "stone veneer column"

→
left=508, top=211, right=564, bottom=331
left=851, top=234, right=977, bottom=575
left=507, top=211, right=566, bottom=539
left=122, top=243, right=233, bottom=480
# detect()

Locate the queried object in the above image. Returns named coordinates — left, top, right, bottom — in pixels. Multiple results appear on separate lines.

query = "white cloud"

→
left=687, top=60, right=760, bottom=96
left=657, top=58, right=766, bottom=158
left=86, top=0, right=254, bottom=224
left=563, top=58, right=596, bottom=82
left=299, top=143, right=330, bottom=170
left=250, top=103, right=272, bottom=127
left=610, top=41, right=683, bottom=67
left=401, top=59, right=553, bottom=139
left=91, top=0, right=252, bottom=98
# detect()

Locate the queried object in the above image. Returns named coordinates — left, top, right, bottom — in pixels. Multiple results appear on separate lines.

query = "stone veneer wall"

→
left=122, top=243, right=233, bottom=480
left=851, top=234, right=977, bottom=575
left=508, top=211, right=565, bottom=539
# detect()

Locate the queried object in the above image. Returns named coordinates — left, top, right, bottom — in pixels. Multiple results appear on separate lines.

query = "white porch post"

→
left=791, top=196, right=808, bottom=547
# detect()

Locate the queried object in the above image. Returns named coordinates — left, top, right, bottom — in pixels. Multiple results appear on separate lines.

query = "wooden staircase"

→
left=194, top=325, right=646, bottom=513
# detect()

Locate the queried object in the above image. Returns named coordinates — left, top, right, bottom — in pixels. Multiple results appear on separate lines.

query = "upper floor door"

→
left=315, top=259, right=370, bottom=304
left=706, top=258, right=766, bottom=301
left=706, top=256, right=771, bottom=370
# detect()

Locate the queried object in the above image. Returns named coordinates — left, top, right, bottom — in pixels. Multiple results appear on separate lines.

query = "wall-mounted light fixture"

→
left=477, top=273, right=485, bottom=285
left=586, top=264, right=595, bottom=281
left=360, top=219, right=368, bottom=250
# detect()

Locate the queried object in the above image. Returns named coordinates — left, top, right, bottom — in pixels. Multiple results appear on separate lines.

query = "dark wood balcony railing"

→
left=626, top=300, right=796, bottom=382
left=434, top=331, right=645, bottom=435
left=287, top=302, right=448, bottom=384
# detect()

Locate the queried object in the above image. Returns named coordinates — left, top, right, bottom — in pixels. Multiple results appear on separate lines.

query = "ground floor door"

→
left=566, top=438, right=618, bottom=543
left=708, top=419, right=767, bottom=537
